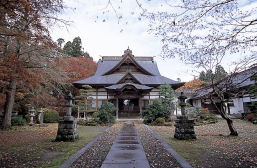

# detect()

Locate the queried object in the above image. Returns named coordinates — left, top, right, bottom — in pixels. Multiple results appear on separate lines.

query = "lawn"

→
left=150, top=119, right=257, bottom=168
left=0, top=123, right=108, bottom=168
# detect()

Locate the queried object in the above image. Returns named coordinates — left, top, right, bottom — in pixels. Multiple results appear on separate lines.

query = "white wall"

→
left=192, top=99, right=202, bottom=107
left=229, top=98, right=244, bottom=114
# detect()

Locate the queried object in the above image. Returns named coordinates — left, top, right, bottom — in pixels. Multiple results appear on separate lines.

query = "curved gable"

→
left=103, top=48, right=153, bottom=76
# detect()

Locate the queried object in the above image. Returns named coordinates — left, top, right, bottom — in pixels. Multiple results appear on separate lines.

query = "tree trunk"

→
left=210, top=97, right=238, bottom=136
left=2, top=79, right=17, bottom=129
left=225, top=117, right=238, bottom=136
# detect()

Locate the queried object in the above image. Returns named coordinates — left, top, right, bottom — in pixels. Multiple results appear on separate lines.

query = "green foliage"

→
left=71, top=37, right=83, bottom=57
left=43, top=108, right=59, bottom=123
left=215, top=65, right=228, bottom=81
left=143, top=99, right=165, bottom=124
left=97, top=102, right=116, bottom=124
left=63, top=41, right=73, bottom=56
left=199, top=65, right=227, bottom=82
left=154, top=117, right=165, bottom=125
left=72, top=104, right=78, bottom=116
left=57, top=38, right=65, bottom=48
left=11, top=115, right=26, bottom=126
left=92, top=112, right=99, bottom=119
left=247, top=102, right=257, bottom=114
left=75, top=85, right=93, bottom=119
left=186, top=106, right=202, bottom=116
left=186, top=105, right=217, bottom=124
left=77, top=119, right=98, bottom=126
left=62, top=36, right=89, bottom=57
left=143, top=84, right=175, bottom=124
left=159, top=83, right=175, bottom=116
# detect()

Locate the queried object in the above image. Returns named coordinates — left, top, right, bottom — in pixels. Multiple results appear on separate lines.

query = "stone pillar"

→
left=174, top=92, right=196, bottom=140
left=56, top=92, right=78, bottom=141
left=37, top=108, right=43, bottom=125
left=116, top=98, right=118, bottom=120
left=29, top=107, right=35, bottom=126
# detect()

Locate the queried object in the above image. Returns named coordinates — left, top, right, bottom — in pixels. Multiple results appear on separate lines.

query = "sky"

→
left=50, top=0, right=256, bottom=82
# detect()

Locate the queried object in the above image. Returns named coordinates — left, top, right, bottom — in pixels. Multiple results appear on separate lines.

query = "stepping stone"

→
left=101, top=122, right=150, bottom=168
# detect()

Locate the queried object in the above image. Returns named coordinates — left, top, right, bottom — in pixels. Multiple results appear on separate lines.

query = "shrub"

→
left=97, top=102, right=116, bottom=124
left=143, top=99, right=165, bottom=124
left=43, top=108, right=59, bottom=123
left=154, top=117, right=165, bottom=125
left=185, top=105, right=217, bottom=124
left=85, top=120, right=98, bottom=126
left=77, top=119, right=87, bottom=125
left=77, top=119, right=98, bottom=126
left=92, top=112, right=99, bottom=119
left=251, top=117, right=257, bottom=124
left=11, top=115, right=26, bottom=126
left=247, top=102, right=257, bottom=114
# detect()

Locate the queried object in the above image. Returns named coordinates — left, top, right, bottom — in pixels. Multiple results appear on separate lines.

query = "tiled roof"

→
left=191, top=66, right=257, bottom=99
left=73, top=49, right=183, bottom=86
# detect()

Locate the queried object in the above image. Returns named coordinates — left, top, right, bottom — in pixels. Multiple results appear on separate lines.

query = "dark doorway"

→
left=118, top=98, right=140, bottom=118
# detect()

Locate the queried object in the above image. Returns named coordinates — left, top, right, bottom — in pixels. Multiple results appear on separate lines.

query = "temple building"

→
left=73, top=48, right=183, bottom=119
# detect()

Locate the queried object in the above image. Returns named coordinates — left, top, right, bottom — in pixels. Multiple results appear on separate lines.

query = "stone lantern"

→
left=56, top=92, right=78, bottom=141
left=178, top=92, right=187, bottom=116
left=29, top=107, right=35, bottom=126
left=174, top=92, right=196, bottom=140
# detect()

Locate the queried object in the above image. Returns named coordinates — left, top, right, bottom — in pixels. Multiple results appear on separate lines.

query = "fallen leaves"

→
left=151, top=119, right=257, bottom=168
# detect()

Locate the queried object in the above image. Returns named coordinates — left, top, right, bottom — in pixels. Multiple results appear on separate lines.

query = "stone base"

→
left=174, top=116, right=196, bottom=140
left=56, top=116, right=78, bottom=141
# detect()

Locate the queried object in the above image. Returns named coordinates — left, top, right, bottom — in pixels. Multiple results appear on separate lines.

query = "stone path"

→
left=63, top=122, right=191, bottom=168
left=101, top=122, right=150, bottom=168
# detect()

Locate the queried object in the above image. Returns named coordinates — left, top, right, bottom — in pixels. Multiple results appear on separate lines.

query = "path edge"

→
left=59, top=126, right=112, bottom=168
left=144, top=124, right=192, bottom=168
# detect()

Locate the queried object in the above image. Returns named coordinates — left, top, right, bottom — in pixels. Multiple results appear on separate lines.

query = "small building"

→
left=73, top=48, right=183, bottom=119
left=188, top=65, right=257, bottom=116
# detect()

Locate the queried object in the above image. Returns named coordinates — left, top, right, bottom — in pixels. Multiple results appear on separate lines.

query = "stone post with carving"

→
left=37, top=108, right=44, bottom=125
left=174, top=92, right=196, bottom=140
left=29, top=107, right=35, bottom=126
left=56, top=92, right=78, bottom=141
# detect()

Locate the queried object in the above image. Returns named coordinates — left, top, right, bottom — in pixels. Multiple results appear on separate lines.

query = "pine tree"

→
left=63, top=41, right=73, bottom=57
left=71, top=37, right=84, bottom=57
left=75, top=85, right=93, bottom=120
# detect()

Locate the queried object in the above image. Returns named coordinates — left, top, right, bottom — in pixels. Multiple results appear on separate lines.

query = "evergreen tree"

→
left=199, top=65, right=227, bottom=83
left=214, top=65, right=228, bottom=81
left=71, top=37, right=84, bottom=57
left=75, top=85, right=93, bottom=120
left=62, top=36, right=88, bottom=57
left=158, top=83, right=175, bottom=118
left=199, top=71, right=206, bottom=81
left=63, top=41, right=73, bottom=56
left=57, top=38, right=65, bottom=48
left=205, top=70, right=214, bottom=82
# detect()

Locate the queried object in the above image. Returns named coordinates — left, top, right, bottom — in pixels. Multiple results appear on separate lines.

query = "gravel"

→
left=71, top=123, right=122, bottom=168
left=136, top=124, right=181, bottom=168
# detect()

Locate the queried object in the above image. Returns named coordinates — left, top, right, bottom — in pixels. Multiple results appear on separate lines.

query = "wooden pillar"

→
left=96, top=88, right=98, bottom=110
left=77, top=106, right=80, bottom=119
left=148, top=93, right=150, bottom=104
left=116, top=97, right=119, bottom=119
left=107, top=90, right=109, bottom=101
left=139, top=97, right=142, bottom=117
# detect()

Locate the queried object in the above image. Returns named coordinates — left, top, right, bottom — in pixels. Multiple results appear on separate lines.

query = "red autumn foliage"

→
left=177, top=79, right=207, bottom=91
left=56, top=57, right=97, bottom=81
